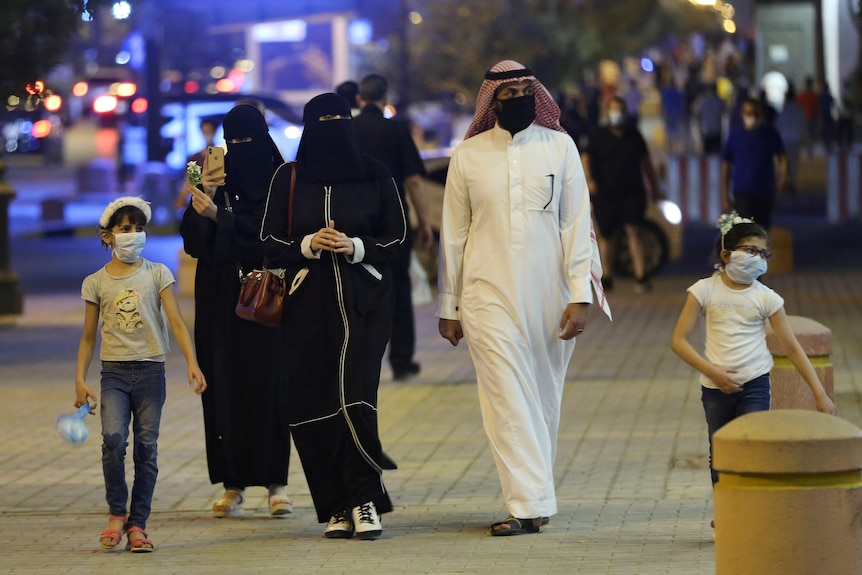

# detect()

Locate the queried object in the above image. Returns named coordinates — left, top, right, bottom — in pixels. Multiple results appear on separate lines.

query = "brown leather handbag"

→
left=235, top=266, right=286, bottom=327
left=235, top=162, right=295, bottom=327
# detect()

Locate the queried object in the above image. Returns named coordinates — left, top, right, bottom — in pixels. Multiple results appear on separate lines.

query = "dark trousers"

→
left=733, top=194, right=774, bottom=230
left=702, top=375, right=771, bottom=484
left=702, top=134, right=722, bottom=155
left=388, top=232, right=415, bottom=372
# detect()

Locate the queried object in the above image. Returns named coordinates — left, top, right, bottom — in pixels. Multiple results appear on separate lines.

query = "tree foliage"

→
left=0, top=0, right=107, bottom=98
left=379, top=0, right=723, bottom=102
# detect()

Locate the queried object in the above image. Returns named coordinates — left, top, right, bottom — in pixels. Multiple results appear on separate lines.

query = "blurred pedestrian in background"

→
left=260, top=92, right=406, bottom=540
left=820, top=83, right=836, bottom=152
left=622, top=79, right=642, bottom=128
left=180, top=104, right=293, bottom=520
left=335, top=80, right=361, bottom=117
left=836, top=80, right=855, bottom=150
left=437, top=60, right=610, bottom=537
left=693, top=83, right=726, bottom=155
left=353, top=73, right=432, bottom=382
left=775, top=83, right=805, bottom=193
left=583, top=96, right=662, bottom=293
left=660, top=76, right=687, bottom=153
left=720, top=98, right=787, bottom=229
left=797, top=77, right=819, bottom=155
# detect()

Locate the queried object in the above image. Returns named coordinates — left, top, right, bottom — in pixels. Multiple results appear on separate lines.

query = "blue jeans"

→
left=702, top=374, right=771, bottom=485
left=100, top=361, right=166, bottom=530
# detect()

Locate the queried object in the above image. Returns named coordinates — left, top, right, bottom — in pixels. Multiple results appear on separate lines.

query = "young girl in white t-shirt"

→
left=671, top=213, right=837, bottom=490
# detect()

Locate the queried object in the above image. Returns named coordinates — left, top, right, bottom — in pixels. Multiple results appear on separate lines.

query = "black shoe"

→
left=392, top=362, right=420, bottom=381
left=633, top=276, right=652, bottom=294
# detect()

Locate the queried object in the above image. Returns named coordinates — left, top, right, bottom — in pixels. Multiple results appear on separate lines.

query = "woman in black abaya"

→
left=181, top=104, right=292, bottom=518
left=260, top=93, right=405, bottom=540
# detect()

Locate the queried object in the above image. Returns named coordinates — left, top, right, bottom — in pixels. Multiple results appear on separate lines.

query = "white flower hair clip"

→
left=716, top=211, right=753, bottom=236
left=99, top=196, right=152, bottom=228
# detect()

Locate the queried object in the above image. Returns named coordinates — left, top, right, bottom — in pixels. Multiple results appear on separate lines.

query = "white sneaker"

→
left=352, top=501, right=382, bottom=540
left=324, top=509, right=354, bottom=539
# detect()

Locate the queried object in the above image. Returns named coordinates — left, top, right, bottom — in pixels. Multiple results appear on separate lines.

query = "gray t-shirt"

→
left=81, top=259, right=175, bottom=362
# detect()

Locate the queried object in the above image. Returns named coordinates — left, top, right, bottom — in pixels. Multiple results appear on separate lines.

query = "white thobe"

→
left=437, top=123, right=593, bottom=519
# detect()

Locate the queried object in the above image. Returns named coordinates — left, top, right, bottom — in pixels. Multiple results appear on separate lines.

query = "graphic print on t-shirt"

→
left=114, top=288, right=144, bottom=332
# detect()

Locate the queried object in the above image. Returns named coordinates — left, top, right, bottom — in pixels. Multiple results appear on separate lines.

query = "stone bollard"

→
left=766, top=315, right=833, bottom=410
left=713, top=410, right=862, bottom=575
left=767, top=226, right=793, bottom=274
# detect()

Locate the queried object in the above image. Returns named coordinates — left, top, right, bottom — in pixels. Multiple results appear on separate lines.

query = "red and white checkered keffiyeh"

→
left=465, top=60, right=612, bottom=321
left=464, top=60, right=565, bottom=140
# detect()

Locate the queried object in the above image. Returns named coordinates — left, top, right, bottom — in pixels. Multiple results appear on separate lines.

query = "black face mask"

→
left=494, top=94, right=536, bottom=135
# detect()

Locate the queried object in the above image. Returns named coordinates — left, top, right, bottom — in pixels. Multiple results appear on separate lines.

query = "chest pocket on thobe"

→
left=523, top=175, right=557, bottom=212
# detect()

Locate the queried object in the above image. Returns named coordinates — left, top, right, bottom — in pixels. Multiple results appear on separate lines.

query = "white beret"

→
left=99, top=196, right=152, bottom=228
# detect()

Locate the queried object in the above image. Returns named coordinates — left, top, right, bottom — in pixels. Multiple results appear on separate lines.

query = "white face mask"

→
left=608, top=109, right=624, bottom=127
left=113, top=232, right=146, bottom=263
left=724, top=250, right=767, bottom=284
left=743, top=116, right=757, bottom=130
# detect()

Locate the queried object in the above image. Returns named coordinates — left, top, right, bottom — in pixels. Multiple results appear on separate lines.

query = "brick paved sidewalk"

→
left=1, top=269, right=860, bottom=575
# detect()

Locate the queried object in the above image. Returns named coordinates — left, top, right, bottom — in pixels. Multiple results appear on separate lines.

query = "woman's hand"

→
left=189, top=186, right=218, bottom=222
left=201, top=160, right=225, bottom=195
left=312, top=220, right=355, bottom=256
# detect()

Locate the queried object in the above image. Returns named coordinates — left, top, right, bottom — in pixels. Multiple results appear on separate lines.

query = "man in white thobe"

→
left=437, top=60, right=611, bottom=536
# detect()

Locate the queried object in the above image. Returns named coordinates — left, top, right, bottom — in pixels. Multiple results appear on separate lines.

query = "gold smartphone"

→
left=207, top=145, right=225, bottom=179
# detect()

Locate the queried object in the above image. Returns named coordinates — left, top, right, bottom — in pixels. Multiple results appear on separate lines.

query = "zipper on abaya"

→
left=324, top=185, right=384, bottom=474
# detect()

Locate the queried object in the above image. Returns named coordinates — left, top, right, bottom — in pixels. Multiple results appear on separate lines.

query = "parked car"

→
left=413, top=150, right=682, bottom=282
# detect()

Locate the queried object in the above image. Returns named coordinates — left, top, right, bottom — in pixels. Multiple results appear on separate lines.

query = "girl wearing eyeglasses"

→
left=670, top=213, right=837, bottom=496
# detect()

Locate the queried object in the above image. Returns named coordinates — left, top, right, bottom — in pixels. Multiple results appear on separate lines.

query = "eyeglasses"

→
left=734, top=245, right=772, bottom=260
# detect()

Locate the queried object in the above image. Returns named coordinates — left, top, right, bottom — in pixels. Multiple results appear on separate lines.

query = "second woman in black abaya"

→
left=181, top=104, right=292, bottom=518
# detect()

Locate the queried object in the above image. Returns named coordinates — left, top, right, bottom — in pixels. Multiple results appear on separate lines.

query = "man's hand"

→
left=414, top=221, right=434, bottom=252
left=558, top=303, right=589, bottom=340
left=439, top=318, right=463, bottom=346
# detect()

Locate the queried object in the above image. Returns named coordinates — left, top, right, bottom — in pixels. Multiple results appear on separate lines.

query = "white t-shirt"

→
left=687, top=273, right=784, bottom=389
left=81, top=259, right=175, bottom=362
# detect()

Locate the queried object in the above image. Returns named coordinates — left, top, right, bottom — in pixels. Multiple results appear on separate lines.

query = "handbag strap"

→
left=260, top=162, right=296, bottom=273
left=287, top=161, right=296, bottom=237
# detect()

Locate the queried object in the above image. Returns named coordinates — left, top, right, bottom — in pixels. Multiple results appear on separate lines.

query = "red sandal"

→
left=125, top=526, right=154, bottom=553
left=99, top=514, right=126, bottom=550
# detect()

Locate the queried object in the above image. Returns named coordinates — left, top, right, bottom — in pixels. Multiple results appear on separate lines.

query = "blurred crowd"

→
left=554, top=41, right=857, bottom=168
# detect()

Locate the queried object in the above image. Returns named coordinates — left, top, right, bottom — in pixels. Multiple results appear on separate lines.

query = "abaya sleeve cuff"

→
left=344, top=237, right=365, bottom=263
left=301, top=234, right=322, bottom=259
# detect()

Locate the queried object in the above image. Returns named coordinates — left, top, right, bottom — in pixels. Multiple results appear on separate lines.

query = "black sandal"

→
left=490, top=516, right=541, bottom=536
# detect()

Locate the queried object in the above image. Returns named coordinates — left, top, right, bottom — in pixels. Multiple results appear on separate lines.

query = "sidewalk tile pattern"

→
left=1, top=271, right=861, bottom=574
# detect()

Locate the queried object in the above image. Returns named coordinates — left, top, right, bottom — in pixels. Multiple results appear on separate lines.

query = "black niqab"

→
left=222, top=104, right=284, bottom=202
left=296, top=93, right=364, bottom=183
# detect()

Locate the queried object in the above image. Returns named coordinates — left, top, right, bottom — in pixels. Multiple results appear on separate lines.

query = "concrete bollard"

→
left=766, top=315, right=833, bottom=410
left=767, top=226, right=793, bottom=274
left=713, top=410, right=862, bottom=575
